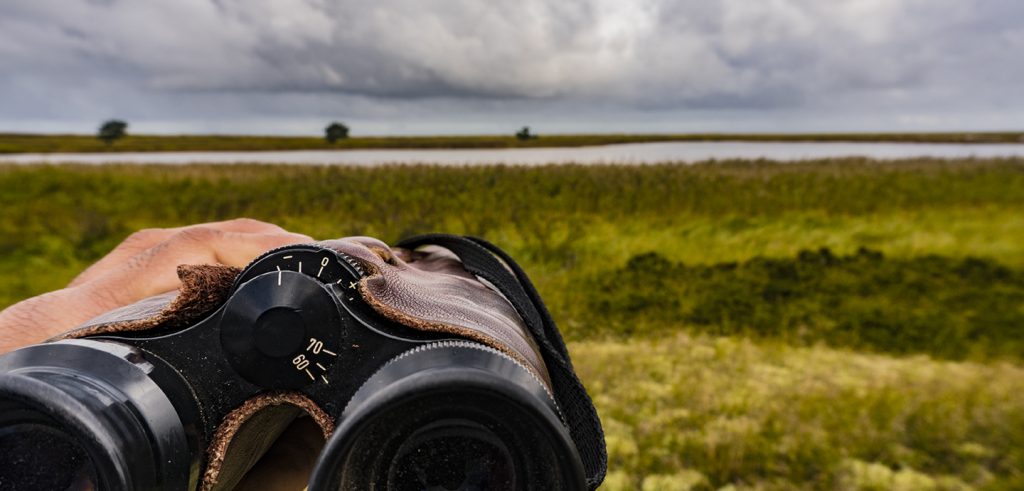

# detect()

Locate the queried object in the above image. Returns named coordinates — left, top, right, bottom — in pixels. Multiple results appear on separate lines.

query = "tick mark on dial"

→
left=318, top=256, right=329, bottom=278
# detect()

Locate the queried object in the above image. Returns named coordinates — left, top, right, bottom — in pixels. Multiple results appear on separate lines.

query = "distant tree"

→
left=325, top=122, right=350, bottom=143
left=97, top=120, right=128, bottom=145
left=515, top=126, right=534, bottom=141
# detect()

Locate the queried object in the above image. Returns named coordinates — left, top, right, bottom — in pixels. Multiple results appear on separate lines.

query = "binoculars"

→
left=0, top=235, right=605, bottom=490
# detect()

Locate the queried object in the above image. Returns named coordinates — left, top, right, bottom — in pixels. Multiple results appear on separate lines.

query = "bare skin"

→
left=0, top=218, right=313, bottom=353
left=0, top=218, right=320, bottom=490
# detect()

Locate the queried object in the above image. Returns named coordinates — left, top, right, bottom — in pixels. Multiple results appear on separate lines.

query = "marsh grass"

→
left=1, top=159, right=1023, bottom=489
left=574, top=333, right=1024, bottom=490
left=588, top=248, right=1024, bottom=361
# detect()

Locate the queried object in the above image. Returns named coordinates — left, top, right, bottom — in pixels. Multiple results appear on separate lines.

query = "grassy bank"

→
left=574, top=333, right=1024, bottom=490
left=1, top=159, right=1022, bottom=488
left=2, top=131, right=1024, bottom=154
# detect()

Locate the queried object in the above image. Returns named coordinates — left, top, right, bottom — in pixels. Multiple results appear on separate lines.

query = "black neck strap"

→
left=396, top=234, right=607, bottom=489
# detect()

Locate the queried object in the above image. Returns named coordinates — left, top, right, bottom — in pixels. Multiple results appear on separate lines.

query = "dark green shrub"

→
left=325, top=122, right=349, bottom=143
left=97, top=120, right=128, bottom=145
left=589, top=248, right=1024, bottom=360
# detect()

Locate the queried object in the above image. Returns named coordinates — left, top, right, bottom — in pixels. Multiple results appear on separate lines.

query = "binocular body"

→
left=0, top=242, right=590, bottom=490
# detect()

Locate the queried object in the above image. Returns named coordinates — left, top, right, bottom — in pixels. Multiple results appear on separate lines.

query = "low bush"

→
left=589, top=248, right=1024, bottom=360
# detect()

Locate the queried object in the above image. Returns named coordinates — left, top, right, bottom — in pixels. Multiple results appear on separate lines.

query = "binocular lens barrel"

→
left=0, top=341, right=583, bottom=490
left=0, top=421, right=98, bottom=490
left=310, top=341, right=586, bottom=491
left=0, top=340, right=196, bottom=490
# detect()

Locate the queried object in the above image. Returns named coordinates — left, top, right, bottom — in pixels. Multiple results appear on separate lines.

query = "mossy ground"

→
left=1, top=159, right=1022, bottom=489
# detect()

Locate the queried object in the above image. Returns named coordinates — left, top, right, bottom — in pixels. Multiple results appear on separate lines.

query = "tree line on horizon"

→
left=95, top=119, right=539, bottom=145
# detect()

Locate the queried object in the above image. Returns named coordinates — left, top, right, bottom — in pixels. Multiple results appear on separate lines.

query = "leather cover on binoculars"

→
left=55, top=236, right=606, bottom=490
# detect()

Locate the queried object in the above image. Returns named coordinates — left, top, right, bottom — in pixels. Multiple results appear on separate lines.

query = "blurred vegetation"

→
left=2, top=131, right=1024, bottom=153
left=591, top=247, right=1024, bottom=361
left=97, top=120, right=128, bottom=145
left=576, top=333, right=1024, bottom=490
left=515, top=126, right=535, bottom=141
left=324, top=122, right=349, bottom=144
left=1, top=158, right=1023, bottom=489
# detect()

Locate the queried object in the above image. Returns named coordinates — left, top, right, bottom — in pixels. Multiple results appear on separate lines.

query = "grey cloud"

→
left=0, top=0, right=1022, bottom=132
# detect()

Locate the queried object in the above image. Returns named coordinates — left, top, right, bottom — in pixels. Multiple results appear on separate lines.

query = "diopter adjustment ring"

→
left=219, top=270, right=342, bottom=390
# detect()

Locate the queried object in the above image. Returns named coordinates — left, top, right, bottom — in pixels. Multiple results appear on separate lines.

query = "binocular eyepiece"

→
left=0, top=239, right=599, bottom=490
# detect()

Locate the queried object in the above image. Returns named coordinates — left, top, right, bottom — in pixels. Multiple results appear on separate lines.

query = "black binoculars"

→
left=0, top=235, right=605, bottom=490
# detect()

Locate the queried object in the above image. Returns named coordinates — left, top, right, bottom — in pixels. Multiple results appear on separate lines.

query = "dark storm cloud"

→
left=1, top=0, right=1022, bottom=133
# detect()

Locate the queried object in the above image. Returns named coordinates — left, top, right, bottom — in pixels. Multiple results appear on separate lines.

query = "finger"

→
left=68, top=228, right=176, bottom=287
left=211, top=230, right=316, bottom=268
left=69, top=218, right=295, bottom=287
left=200, top=218, right=290, bottom=234
left=94, top=228, right=314, bottom=302
left=1, top=229, right=312, bottom=353
left=0, top=287, right=110, bottom=353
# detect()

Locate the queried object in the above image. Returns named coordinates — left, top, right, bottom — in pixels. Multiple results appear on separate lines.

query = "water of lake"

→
left=3, top=141, right=1024, bottom=166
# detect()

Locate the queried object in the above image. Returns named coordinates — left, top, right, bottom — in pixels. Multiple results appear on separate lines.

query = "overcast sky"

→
left=1, top=0, right=1022, bottom=135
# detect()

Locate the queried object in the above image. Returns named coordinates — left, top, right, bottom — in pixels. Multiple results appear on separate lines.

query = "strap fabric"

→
left=396, top=234, right=607, bottom=489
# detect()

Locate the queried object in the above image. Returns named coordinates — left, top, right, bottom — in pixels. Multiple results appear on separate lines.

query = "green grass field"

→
left=1, top=159, right=1023, bottom=489
left=2, top=131, right=1024, bottom=153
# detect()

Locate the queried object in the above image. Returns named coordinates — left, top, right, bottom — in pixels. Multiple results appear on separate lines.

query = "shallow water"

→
left=3, top=141, right=1024, bottom=165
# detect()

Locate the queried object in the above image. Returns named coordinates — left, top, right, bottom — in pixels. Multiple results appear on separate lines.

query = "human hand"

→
left=0, top=218, right=312, bottom=354
left=0, top=218, right=332, bottom=490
